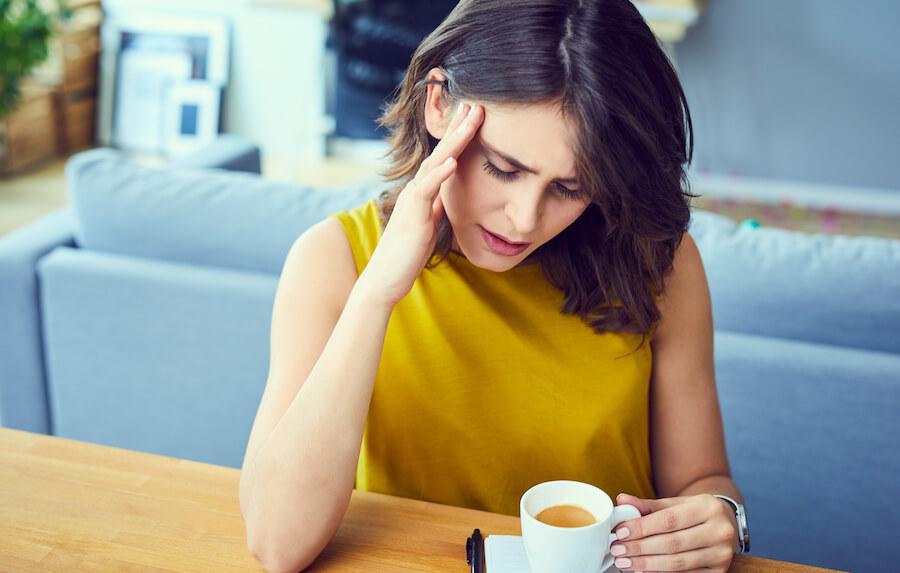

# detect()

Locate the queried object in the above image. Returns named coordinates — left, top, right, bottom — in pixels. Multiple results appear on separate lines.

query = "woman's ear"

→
left=423, top=67, right=458, bottom=140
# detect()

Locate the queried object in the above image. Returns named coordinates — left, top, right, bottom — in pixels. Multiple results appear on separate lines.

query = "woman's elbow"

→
left=248, top=532, right=320, bottom=573
left=252, top=547, right=313, bottom=573
left=245, top=509, right=328, bottom=573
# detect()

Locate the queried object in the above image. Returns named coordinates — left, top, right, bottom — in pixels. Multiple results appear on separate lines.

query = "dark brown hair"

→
left=376, top=0, right=697, bottom=351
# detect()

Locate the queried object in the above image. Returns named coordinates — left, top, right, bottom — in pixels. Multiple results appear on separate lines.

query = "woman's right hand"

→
left=358, top=102, right=484, bottom=308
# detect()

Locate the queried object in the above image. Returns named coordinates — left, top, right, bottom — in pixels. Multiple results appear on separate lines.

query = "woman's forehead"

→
left=475, top=101, right=579, bottom=180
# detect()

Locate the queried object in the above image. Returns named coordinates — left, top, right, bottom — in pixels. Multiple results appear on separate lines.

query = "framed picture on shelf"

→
left=162, top=80, right=222, bottom=157
left=97, top=12, right=229, bottom=154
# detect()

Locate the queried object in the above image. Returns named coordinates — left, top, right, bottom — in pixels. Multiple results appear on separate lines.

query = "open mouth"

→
left=479, top=226, right=531, bottom=256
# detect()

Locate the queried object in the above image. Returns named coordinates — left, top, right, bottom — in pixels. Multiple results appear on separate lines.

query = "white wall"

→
left=102, top=0, right=329, bottom=163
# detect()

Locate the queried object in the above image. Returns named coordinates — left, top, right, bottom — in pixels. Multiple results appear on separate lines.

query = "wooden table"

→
left=0, top=429, right=844, bottom=572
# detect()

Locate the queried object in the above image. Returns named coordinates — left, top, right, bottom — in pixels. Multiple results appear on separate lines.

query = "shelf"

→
left=250, top=0, right=706, bottom=43
left=251, top=0, right=332, bottom=17
left=633, top=0, right=704, bottom=42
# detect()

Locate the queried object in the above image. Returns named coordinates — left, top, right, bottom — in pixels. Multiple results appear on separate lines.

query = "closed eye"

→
left=482, top=159, right=518, bottom=182
left=481, top=159, right=584, bottom=201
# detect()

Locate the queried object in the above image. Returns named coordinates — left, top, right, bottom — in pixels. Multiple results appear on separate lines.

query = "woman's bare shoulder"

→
left=285, top=217, right=360, bottom=314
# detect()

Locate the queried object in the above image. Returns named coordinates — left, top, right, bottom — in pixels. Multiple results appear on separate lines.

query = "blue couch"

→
left=1, top=144, right=897, bottom=572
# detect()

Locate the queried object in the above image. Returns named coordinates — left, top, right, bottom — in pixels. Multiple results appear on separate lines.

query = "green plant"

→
left=0, top=0, right=64, bottom=119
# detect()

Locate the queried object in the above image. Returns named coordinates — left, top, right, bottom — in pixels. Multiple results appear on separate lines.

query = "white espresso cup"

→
left=520, top=480, right=642, bottom=573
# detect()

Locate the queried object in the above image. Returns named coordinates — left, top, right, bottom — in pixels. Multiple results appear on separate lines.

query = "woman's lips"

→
left=479, top=225, right=531, bottom=256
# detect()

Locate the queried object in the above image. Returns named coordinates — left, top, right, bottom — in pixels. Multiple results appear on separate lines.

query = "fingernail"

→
left=614, top=557, right=632, bottom=569
left=616, top=527, right=630, bottom=540
left=610, top=544, right=626, bottom=556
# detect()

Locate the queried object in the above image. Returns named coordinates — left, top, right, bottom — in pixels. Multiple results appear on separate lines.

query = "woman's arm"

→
left=242, top=102, right=480, bottom=573
left=240, top=105, right=484, bottom=571
left=240, top=218, right=394, bottom=573
left=648, top=231, right=737, bottom=501
left=605, top=232, right=743, bottom=573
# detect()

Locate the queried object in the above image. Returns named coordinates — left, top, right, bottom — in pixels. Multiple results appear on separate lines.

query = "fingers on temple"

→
left=415, top=157, right=457, bottom=200
left=425, top=103, right=482, bottom=171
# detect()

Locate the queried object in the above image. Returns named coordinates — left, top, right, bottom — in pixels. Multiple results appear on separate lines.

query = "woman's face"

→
left=434, top=100, right=591, bottom=272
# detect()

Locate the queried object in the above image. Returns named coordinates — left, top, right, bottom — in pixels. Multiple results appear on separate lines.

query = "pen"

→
left=466, top=528, right=486, bottom=573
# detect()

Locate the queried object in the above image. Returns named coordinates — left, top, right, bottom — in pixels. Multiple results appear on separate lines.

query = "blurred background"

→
left=1, top=0, right=899, bottom=237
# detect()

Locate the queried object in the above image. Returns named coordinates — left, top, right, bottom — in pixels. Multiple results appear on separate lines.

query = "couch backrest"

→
left=68, top=148, right=900, bottom=354
left=689, top=210, right=900, bottom=355
left=68, top=148, right=900, bottom=353
left=66, top=149, right=382, bottom=275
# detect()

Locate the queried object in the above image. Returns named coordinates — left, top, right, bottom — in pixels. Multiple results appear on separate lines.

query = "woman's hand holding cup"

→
left=605, top=492, right=739, bottom=573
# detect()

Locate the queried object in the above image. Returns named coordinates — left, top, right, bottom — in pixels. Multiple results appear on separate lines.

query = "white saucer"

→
left=485, top=535, right=624, bottom=572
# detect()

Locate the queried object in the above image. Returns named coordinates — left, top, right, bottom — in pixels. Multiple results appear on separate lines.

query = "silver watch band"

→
left=713, top=494, right=750, bottom=554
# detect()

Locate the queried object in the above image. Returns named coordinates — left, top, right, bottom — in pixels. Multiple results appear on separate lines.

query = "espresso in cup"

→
left=535, top=504, right=597, bottom=528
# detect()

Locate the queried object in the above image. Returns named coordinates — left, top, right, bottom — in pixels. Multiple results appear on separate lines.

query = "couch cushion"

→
left=714, top=329, right=900, bottom=572
left=38, top=246, right=277, bottom=467
left=690, top=209, right=900, bottom=354
left=66, top=149, right=382, bottom=275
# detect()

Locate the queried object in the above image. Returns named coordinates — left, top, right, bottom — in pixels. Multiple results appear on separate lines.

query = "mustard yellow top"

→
left=329, top=199, right=656, bottom=516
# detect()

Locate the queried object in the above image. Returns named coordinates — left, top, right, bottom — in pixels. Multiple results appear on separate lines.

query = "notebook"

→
left=484, top=535, right=622, bottom=573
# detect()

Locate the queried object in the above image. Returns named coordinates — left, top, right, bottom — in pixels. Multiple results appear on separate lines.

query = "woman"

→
left=240, top=1, right=744, bottom=572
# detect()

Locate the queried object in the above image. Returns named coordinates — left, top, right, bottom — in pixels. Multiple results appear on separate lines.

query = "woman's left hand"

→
left=608, top=492, right=739, bottom=573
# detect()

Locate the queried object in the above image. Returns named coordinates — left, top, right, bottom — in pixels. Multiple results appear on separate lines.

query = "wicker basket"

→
left=0, top=83, right=58, bottom=175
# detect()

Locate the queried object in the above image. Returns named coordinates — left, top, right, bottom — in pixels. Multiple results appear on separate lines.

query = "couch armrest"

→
left=0, top=207, right=77, bottom=433
left=170, top=134, right=262, bottom=174
left=37, top=246, right=275, bottom=466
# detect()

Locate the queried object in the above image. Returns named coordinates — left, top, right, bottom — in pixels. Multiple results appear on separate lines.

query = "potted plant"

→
left=0, top=0, right=64, bottom=120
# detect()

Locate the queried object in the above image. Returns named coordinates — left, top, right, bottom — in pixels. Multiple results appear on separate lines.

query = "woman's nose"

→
left=503, top=186, right=543, bottom=238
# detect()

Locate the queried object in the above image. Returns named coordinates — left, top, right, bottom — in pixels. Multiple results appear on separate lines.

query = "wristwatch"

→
left=713, top=494, right=750, bottom=554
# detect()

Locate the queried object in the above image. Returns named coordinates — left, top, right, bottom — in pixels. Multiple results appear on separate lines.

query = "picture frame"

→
left=162, top=80, right=222, bottom=157
left=97, top=12, right=229, bottom=152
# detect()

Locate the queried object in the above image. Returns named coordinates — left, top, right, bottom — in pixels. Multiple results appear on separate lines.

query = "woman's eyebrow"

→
left=478, top=134, right=578, bottom=185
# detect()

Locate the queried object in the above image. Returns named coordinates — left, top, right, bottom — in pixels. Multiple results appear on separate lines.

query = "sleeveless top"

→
left=329, top=199, right=656, bottom=516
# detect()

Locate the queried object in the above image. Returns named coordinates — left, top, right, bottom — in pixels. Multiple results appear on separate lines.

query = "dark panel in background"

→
left=328, top=0, right=457, bottom=140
